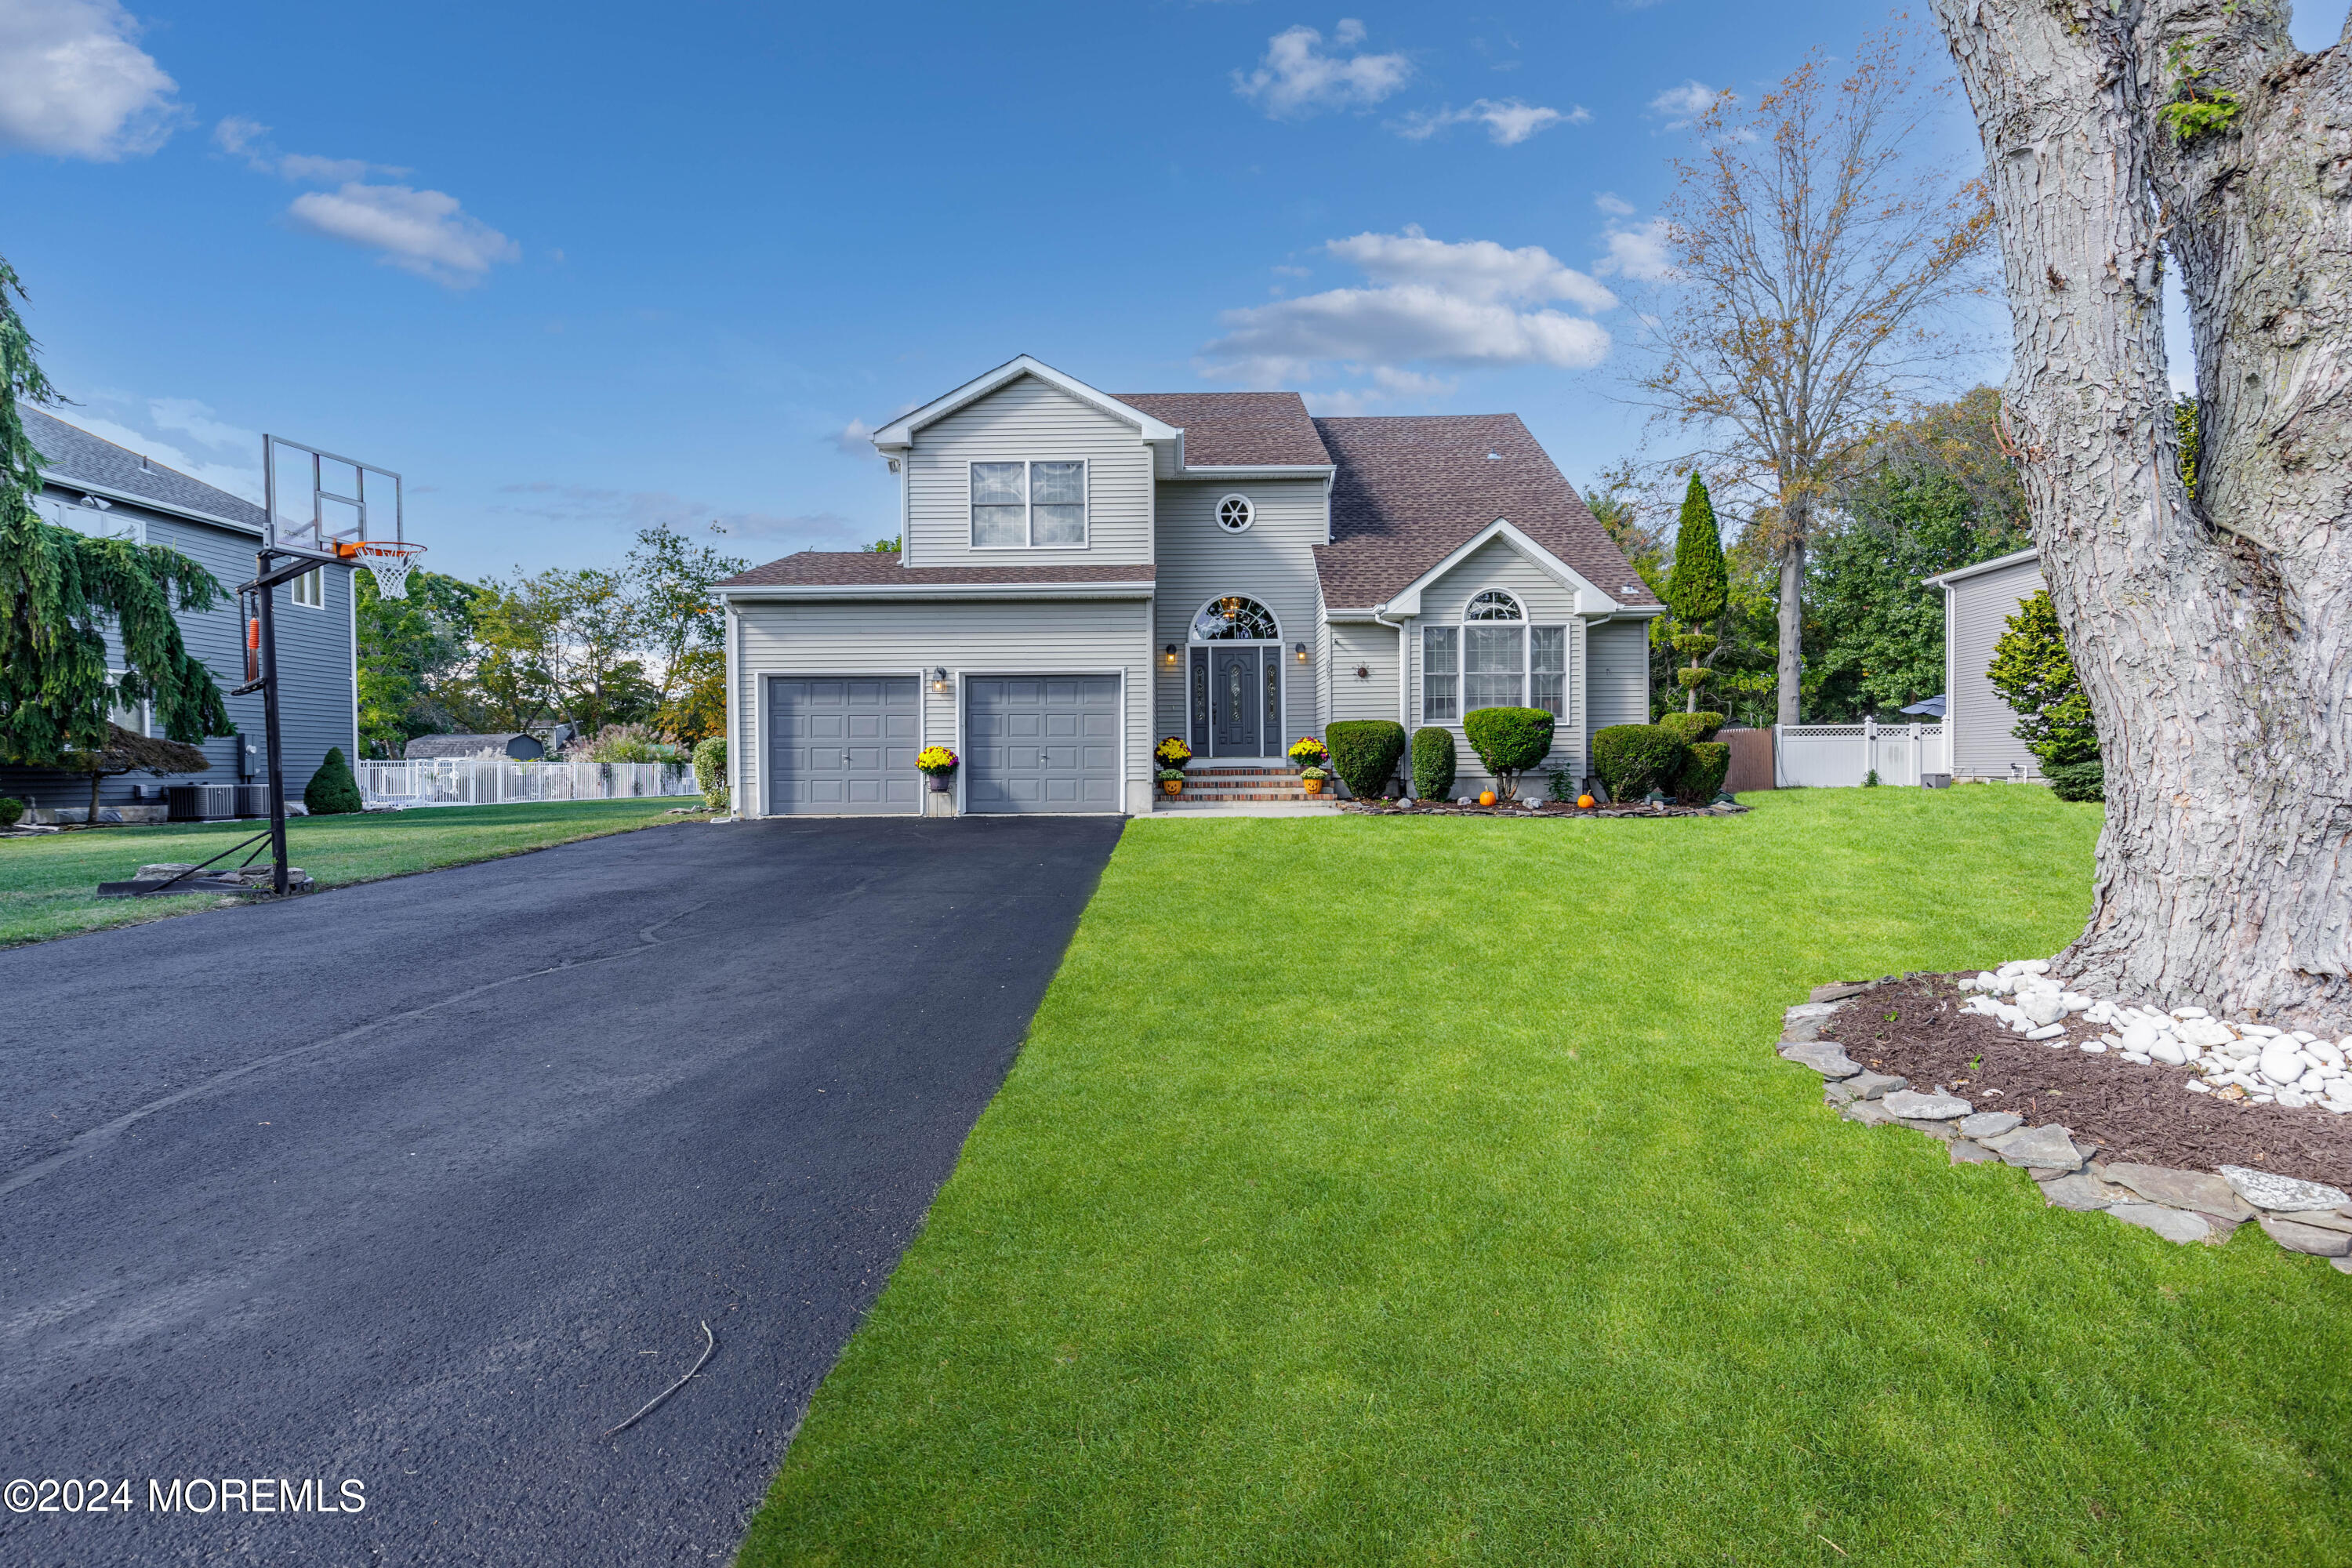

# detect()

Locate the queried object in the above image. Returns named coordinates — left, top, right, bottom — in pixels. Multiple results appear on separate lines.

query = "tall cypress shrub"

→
left=1666, top=473, right=1729, bottom=713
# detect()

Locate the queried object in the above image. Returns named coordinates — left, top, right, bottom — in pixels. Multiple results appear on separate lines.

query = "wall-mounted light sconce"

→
left=1163, top=643, right=1180, bottom=669
left=1294, top=641, right=1309, bottom=664
left=930, top=666, right=951, bottom=695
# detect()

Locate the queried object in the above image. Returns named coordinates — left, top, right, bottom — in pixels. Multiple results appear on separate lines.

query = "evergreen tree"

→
left=1665, top=473, right=1728, bottom=713
left=0, top=254, right=230, bottom=768
left=304, top=746, right=365, bottom=815
left=1987, top=589, right=2101, bottom=799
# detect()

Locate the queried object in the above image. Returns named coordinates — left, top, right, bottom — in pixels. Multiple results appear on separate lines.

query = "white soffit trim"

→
left=1921, top=545, right=2041, bottom=590
left=712, top=582, right=1156, bottom=601
left=39, top=474, right=264, bottom=537
left=867, top=354, right=1181, bottom=451
left=1376, top=518, right=1618, bottom=618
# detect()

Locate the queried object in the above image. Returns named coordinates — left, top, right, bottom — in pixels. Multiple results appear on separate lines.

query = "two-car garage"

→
left=763, top=674, right=1122, bottom=815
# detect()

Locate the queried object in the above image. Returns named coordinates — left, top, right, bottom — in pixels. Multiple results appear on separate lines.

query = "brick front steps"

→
left=1154, top=766, right=1336, bottom=813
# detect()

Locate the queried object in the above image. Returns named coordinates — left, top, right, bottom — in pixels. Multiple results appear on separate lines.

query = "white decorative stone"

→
left=2278, top=1090, right=2310, bottom=1109
left=2313, top=1039, right=2347, bottom=1071
left=2119, top=1020, right=2159, bottom=1053
left=2178, top=1018, right=2240, bottom=1051
left=2185, top=1080, right=2212, bottom=1094
left=2025, top=1023, right=2067, bottom=1040
left=2079, top=1041, right=2108, bottom=1053
left=2259, top=1041, right=2307, bottom=1086
left=2220, top=1166, right=2352, bottom=1212
left=2148, top=1036, right=2190, bottom=1066
left=2172, top=1007, right=2209, bottom=1018
left=2018, top=991, right=2066, bottom=1027
left=2241, top=1023, right=2283, bottom=1038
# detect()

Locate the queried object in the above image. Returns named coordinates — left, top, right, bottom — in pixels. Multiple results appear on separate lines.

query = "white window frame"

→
left=1214, top=494, right=1254, bottom=533
left=290, top=565, right=325, bottom=608
left=967, top=459, right=1090, bottom=550
left=1426, top=590, right=1569, bottom=728
left=1421, top=625, right=1458, bottom=724
left=104, top=670, right=151, bottom=737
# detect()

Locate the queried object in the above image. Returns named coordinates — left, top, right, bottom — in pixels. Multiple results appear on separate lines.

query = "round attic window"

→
left=1215, top=495, right=1254, bottom=533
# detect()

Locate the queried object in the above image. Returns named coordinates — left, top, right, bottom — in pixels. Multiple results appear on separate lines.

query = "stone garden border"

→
left=1339, top=800, right=1749, bottom=819
left=1780, top=979, right=2352, bottom=1272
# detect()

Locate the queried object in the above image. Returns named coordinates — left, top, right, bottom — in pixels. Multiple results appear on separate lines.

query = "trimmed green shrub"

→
left=1327, top=720, right=1406, bottom=800
left=1592, top=724, right=1687, bottom=801
left=0, top=797, right=22, bottom=829
left=1462, top=706, right=1555, bottom=800
left=304, top=746, right=364, bottom=815
left=1657, top=710, right=1724, bottom=746
left=1410, top=726, right=1456, bottom=801
left=693, top=735, right=729, bottom=811
left=2043, top=758, right=2105, bottom=803
left=1679, top=741, right=1730, bottom=802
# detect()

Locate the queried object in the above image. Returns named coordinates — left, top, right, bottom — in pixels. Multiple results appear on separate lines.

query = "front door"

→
left=1211, top=646, right=1261, bottom=757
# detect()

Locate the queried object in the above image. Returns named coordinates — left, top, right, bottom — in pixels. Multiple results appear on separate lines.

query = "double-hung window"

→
left=970, top=460, right=1087, bottom=547
left=1530, top=626, right=1566, bottom=715
left=291, top=566, right=325, bottom=608
left=1422, top=626, right=1458, bottom=722
left=1428, top=593, right=1568, bottom=724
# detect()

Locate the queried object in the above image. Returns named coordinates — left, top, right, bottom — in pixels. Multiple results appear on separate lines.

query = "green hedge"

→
left=693, top=735, right=730, bottom=811
left=1327, top=720, right=1406, bottom=800
left=304, top=746, right=364, bottom=815
left=1410, top=727, right=1457, bottom=801
left=1462, top=706, right=1555, bottom=798
left=1657, top=710, right=1724, bottom=746
left=1679, top=741, right=1730, bottom=802
left=1592, top=724, right=1686, bottom=801
left=2043, top=758, right=2104, bottom=803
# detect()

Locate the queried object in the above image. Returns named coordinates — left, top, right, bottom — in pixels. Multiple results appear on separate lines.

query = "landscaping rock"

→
left=2100, top=1162, right=2255, bottom=1219
left=2107, top=1203, right=2214, bottom=1244
left=2334, top=1256, right=2352, bottom=1276
left=1779, top=1042, right=1863, bottom=1079
left=2275, top=1207, right=2352, bottom=1236
left=1984, top=1123, right=2085, bottom=1171
left=2220, top=1166, right=2351, bottom=1213
left=1781, top=1016, right=1828, bottom=1044
left=2258, top=1217, right=2352, bottom=1257
left=1809, top=981, right=1873, bottom=1004
left=1838, top=1070, right=1905, bottom=1101
left=1950, top=1140, right=2002, bottom=1165
left=1882, top=1090, right=1971, bottom=1120
left=1900, top=1118, right=1958, bottom=1139
left=2039, top=1173, right=2125, bottom=1212
left=1784, top=1001, right=1844, bottom=1023
left=2019, top=991, right=2067, bottom=1027
left=1957, top=1111, right=2023, bottom=1139
left=1840, top=1099, right=1897, bottom=1127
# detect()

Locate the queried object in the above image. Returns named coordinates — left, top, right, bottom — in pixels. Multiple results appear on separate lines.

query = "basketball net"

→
left=351, top=541, right=424, bottom=600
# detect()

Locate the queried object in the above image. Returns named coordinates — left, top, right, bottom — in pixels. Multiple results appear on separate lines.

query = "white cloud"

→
left=1648, top=79, right=1720, bottom=128
left=1233, top=20, right=1411, bottom=119
left=495, top=482, right=867, bottom=547
left=1304, top=366, right=1457, bottom=415
left=288, top=183, right=520, bottom=288
left=1593, top=191, right=1635, bottom=216
left=1272, top=263, right=1312, bottom=278
left=213, top=117, right=406, bottom=183
left=1395, top=97, right=1584, bottom=147
left=0, top=0, right=181, bottom=160
left=829, top=418, right=877, bottom=456
left=60, top=392, right=263, bottom=500
left=1595, top=218, right=1675, bottom=282
left=1203, top=225, right=1615, bottom=387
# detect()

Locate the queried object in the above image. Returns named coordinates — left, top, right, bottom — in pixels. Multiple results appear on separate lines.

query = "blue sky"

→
left=6, top=2, right=2339, bottom=582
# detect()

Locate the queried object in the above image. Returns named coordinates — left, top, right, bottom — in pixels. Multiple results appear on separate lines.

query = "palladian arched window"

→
left=1192, top=595, right=1279, bottom=641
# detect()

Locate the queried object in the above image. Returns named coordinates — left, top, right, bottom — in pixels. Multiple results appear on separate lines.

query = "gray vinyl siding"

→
left=901, top=375, right=1153, bottom=568
left=730, top=596, right=1153, bottom=815
left=1948, top=557, right=2045, bottom=781
left=0, top=487, right=355, bottom=815
left=1151, top=477, right=1325, bottom=755
left=1327, top=621, right=1401, bottom=725
left=1405, top=539, right=1585, bottom=793
left=1585, top=617, right=1653, bottom=761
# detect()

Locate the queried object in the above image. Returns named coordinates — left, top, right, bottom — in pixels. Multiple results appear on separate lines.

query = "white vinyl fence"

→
left=358, top=758, right=699, bottom=809
left=1774, top=720, right=1949, bottom=788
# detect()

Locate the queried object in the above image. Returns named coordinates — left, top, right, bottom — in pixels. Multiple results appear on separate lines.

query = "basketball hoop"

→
left=346, top=539, right=425, bottom=600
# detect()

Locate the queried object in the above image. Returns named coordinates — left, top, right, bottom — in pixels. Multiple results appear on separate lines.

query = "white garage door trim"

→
left=760, top=672, right=924, bottom=816
left=957, top=670, right=1127, bottom=815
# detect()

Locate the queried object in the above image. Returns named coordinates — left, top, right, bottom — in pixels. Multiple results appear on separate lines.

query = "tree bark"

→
left=1932, top=0, right=2352, bottom=1027
left=1775, top=533, right=1806, bottom=727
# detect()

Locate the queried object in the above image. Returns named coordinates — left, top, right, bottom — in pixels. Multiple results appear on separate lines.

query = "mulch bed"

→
left=1826, top=974, right=2352, bottom=1192
left=1338, top=800, right=1748, bottom=818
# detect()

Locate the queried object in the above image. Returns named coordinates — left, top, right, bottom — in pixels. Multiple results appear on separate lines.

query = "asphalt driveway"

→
left=0, top=813, right=1123, bottom=1565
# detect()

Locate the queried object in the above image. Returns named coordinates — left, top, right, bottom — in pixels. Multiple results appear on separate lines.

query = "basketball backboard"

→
left=263, top=434, right=404, bottom=561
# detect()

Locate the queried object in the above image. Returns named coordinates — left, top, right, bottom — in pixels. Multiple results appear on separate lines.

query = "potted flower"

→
left=1287, top=735, right=1328, bottom=772
left=1154, top=735, right=1192, bottom=771
left=1158, top=768, right=1186, bottom=796
left=1298, top=765, right=1329, bottom=797
left=916, top=745, right=959, bottom=792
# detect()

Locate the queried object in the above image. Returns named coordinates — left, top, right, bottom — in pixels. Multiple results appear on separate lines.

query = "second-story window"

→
left=291, top=566, right=325, bottom=608
left=970, top=460, right=1087, bottom=547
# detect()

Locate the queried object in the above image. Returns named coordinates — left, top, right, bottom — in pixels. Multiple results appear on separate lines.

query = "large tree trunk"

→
left=1775, top=533, right=1806, bottom=727
left=1932, top=0, right=2352, bottom=1028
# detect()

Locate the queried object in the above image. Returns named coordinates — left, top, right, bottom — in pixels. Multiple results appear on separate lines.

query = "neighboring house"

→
left=1922, top=546, right=2045, bottom=783
left=405, top=733, right=546, bottom=760
left=712, top=355, right=1660, bottom=816
left=0, top=407, right=359, bottom=822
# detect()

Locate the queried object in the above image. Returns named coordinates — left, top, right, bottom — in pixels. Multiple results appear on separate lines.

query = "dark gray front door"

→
left=1210, top=647, right=1260, bottom=757
left=965, top=676, right=1121, bottom=813
left=766, top=677, right=920, bottom=814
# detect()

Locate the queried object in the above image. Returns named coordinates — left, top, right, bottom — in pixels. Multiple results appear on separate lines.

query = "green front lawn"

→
left=742, top=787, right=2349, bottom=1566
left=0, top=797, right=701, bottom=949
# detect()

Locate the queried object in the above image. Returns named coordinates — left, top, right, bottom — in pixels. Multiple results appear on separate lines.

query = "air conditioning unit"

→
left=234, top=785, right=270, bottom=818
left=165, top=784, right=240, bottom=822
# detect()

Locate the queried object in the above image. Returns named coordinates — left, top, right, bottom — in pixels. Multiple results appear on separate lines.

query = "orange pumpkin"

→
left=1576, top=793, right=1595, bottom=809
left=1478, top=789, right=1497, bottom=807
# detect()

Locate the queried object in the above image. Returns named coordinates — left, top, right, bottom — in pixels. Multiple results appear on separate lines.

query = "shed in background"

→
left=404, top=733, right=546, bottom=761
left=1922, top=547, right=2045, bottom=783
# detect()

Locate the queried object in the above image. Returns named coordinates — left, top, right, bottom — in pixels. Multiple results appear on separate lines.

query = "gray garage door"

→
left=965, top=677, right=1121, bottom=814
left=765, top=677, right=920, bottom=814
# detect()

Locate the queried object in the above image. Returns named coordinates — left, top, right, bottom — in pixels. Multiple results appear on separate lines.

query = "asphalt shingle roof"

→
left=21, top=405, right=269, bottom=530
left=1112, top=392, right=1331, bottom=466
left=715, top=552, right=1156, bottom=589
left=1310, top=413, right=1659, bottom=611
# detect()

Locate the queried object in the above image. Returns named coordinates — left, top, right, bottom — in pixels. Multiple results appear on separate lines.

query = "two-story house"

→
left=0, top=407, right=360, bottom=822
left=710, top=356, right=1658, bottom=815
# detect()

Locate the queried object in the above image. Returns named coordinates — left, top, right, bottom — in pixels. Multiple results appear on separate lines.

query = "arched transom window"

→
left=1192, top=595, right=1279, bottom=641
left=1465, top=590, right=1523, bottom=621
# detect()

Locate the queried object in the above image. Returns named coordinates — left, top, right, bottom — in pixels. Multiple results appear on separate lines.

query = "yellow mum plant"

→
left=916, top=746, right=958, bottom=774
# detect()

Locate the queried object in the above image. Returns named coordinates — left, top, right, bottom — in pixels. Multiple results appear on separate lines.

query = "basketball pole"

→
left=232, top=545, right=333, bottom=897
